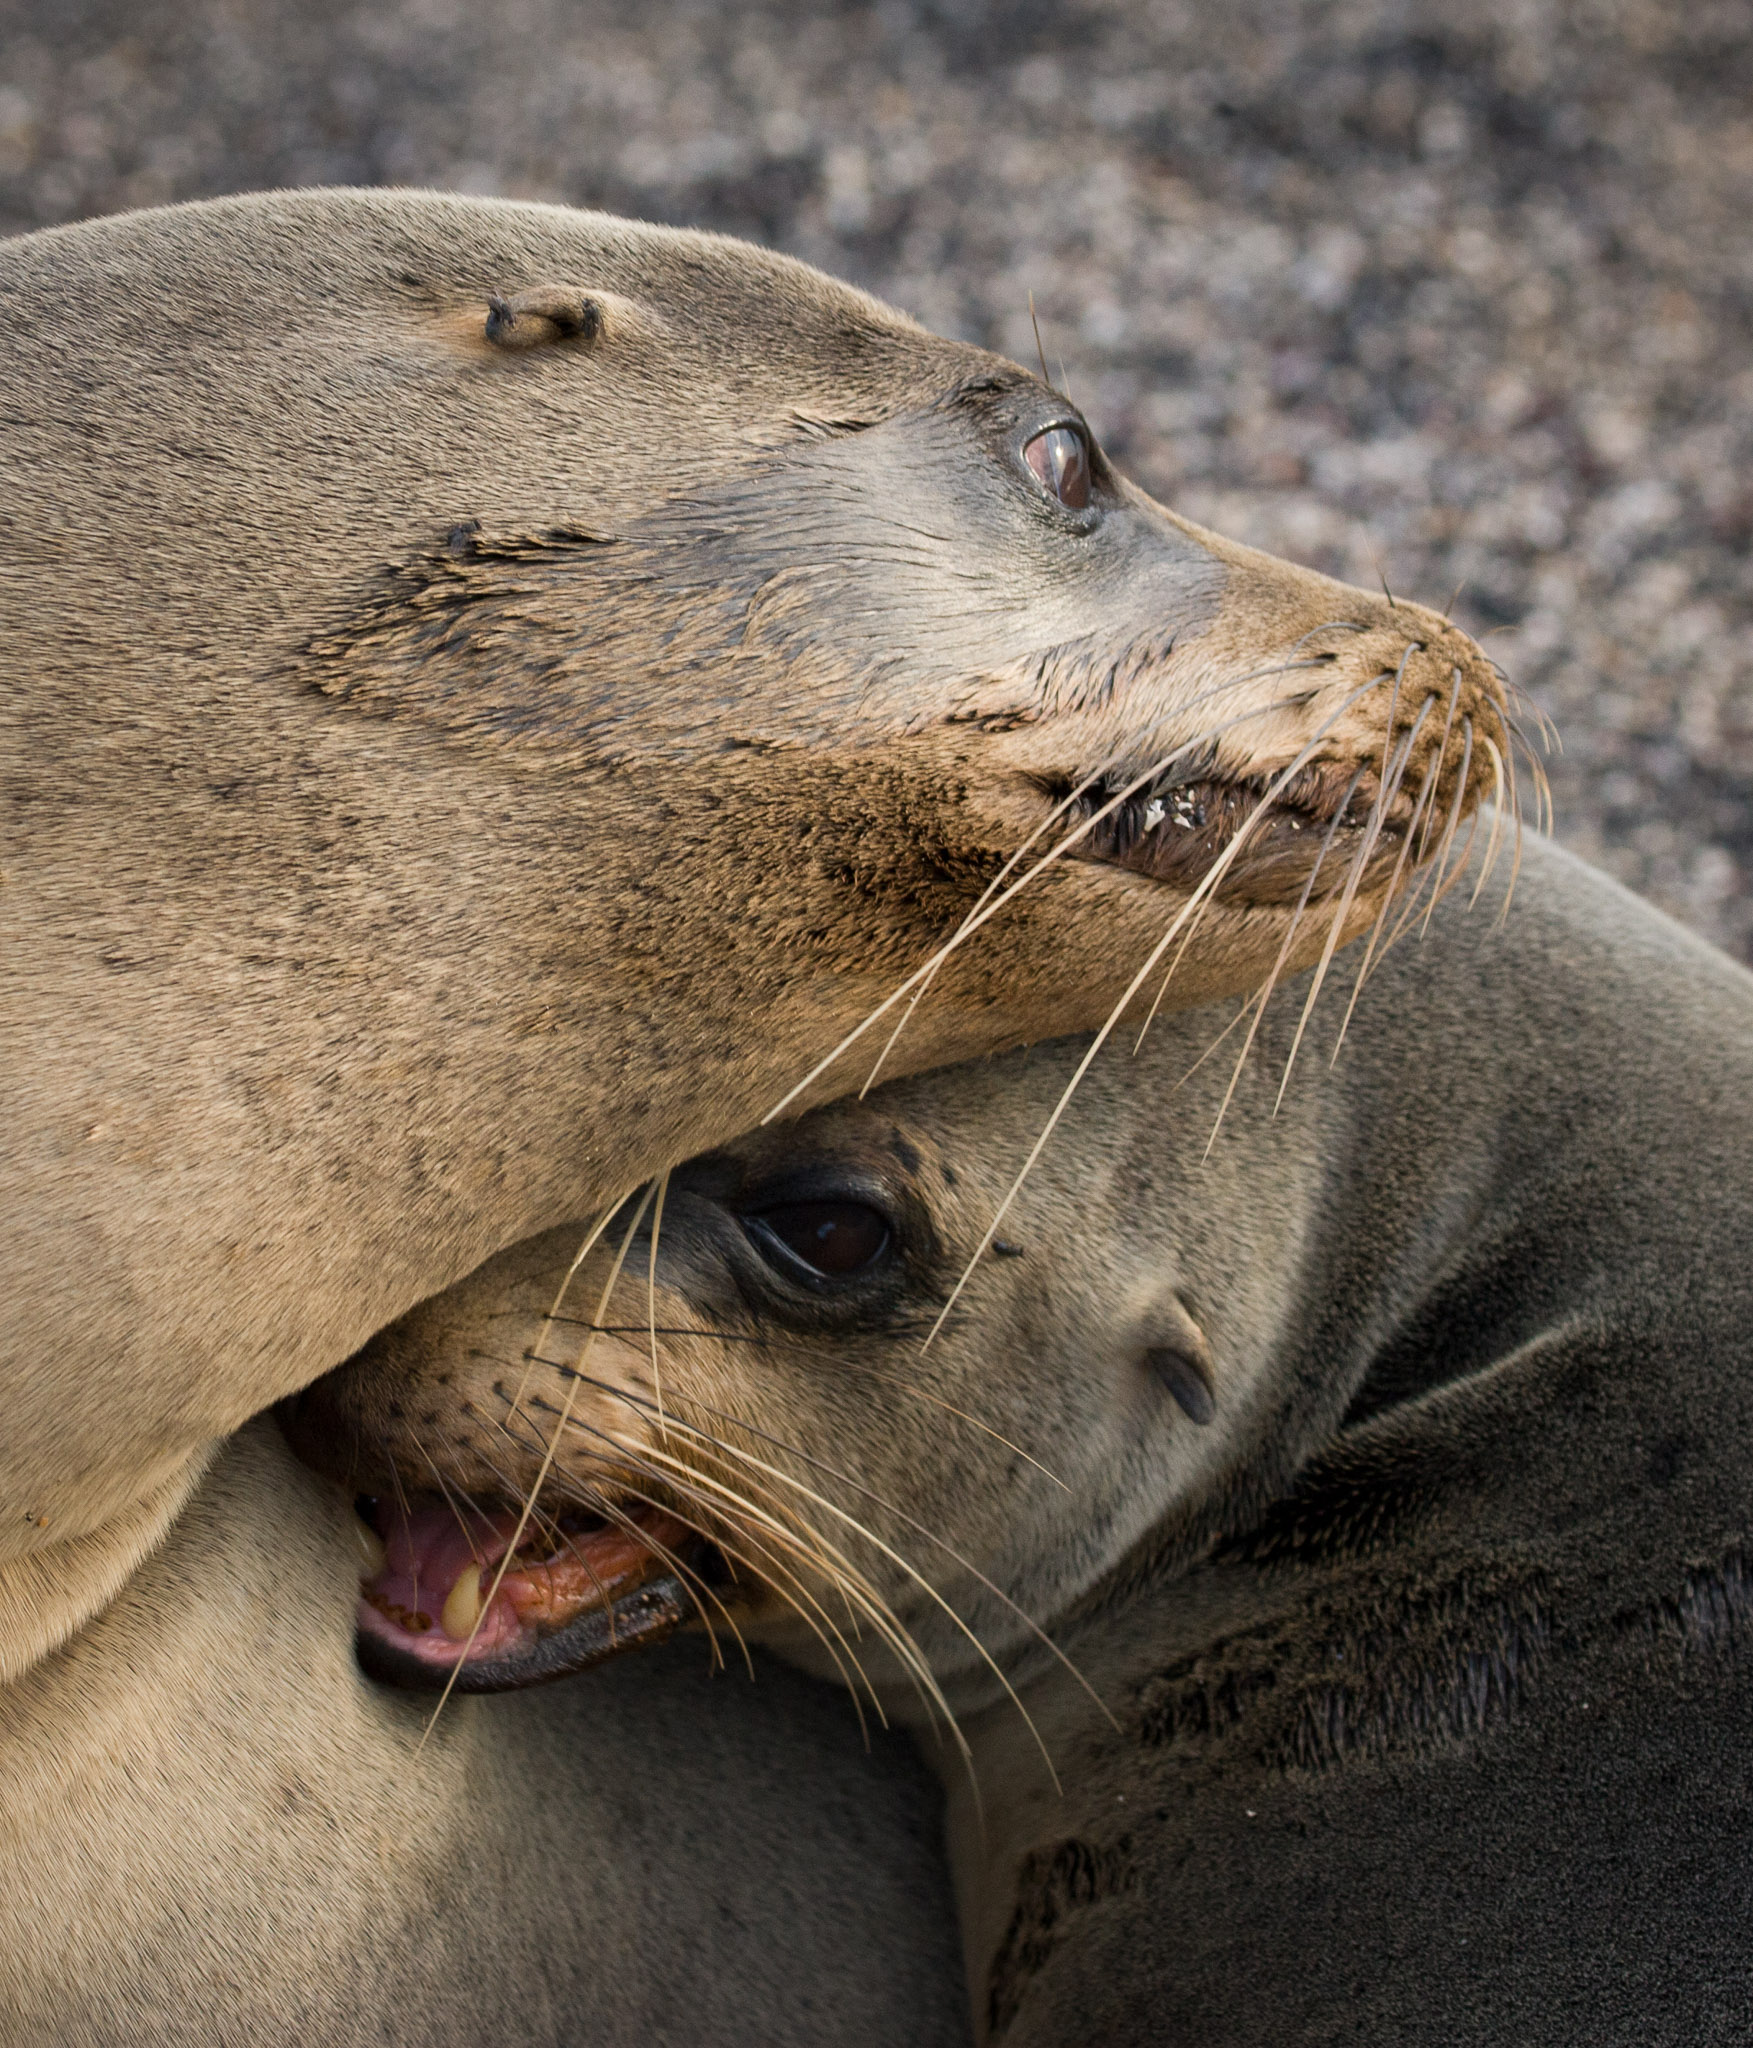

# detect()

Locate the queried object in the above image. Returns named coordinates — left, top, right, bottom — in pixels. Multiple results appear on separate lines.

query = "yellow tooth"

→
left=440, top=1563, right=485, bottom=1642
left=349, top=1515, right=386, bottom=1577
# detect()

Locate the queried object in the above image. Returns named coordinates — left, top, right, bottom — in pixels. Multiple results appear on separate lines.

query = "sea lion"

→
left=0, top=186, right=1511, bottom=1669
left=289, top=829, right=1753, bottom=2042
left=0, top=1417, right=969, bottom=2047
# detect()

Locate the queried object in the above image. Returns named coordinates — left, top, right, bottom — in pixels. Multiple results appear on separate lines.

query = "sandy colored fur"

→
left=0, top=1418, right=967, bottom=2047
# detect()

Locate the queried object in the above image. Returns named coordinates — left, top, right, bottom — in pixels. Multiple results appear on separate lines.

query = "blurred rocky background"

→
left=5, top=0, right=1749, bottom=956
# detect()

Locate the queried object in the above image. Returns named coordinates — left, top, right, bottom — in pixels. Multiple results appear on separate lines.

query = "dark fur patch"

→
left=986, top=1836, right=1137, bottom=2038
left=1633, top=1551, right=1753, bottom=1660
left=1273, top=1580, right=1550, bottom=1770
left=1136, top=1643, right=1281, bottom=1746
left=1218, top=1426, right=1460, bottom=1567
left=1135, top=1575, right=1550, bottom=1772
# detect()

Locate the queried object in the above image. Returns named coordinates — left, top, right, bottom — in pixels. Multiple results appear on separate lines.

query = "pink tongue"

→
left=371, top=1503, right=516, bottom=1627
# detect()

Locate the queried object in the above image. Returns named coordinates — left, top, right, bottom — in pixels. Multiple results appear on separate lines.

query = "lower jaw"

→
left=354, top=1496, right=715, bottom=1694
left=356, top=1566, right=696, bottom=1692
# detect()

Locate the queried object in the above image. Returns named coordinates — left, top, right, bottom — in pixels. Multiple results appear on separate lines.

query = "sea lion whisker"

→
left=1333, top=737, right=1444, bottom=1037
left=1469, top=737, right=1509, bottom=911
left=378, top=1455, right=427, bottom=1619
left=537, top=1377, right=950, bottom=1655
left=646, top=1170, right=671, bottom=1444
left=1120, top=663, right=1411, bottom=1055
left=1416, top=667, right=1466, bottom=866
left=514, top=1372, right=887, bottom=1670
left=1376, top=833, right=1448, bottom=959
left=513, top=1379, right=850, bottom=1618
left=770, top=676, right=1326, bottom=1122
left=418, top=1183, right=657, bottom=1750
left=1496, top=675, right=1561, bottom=754
left=606, top=1484, right=889, bottom=1731
left=1418, top=717, right=1476, bottom=936
left=1169, top=991, right=1265, bottom=1096
left=467, top=1421, right=662, bottom=1659
left=926, top=671, right=1396, bottom=1339
left=1430, top=804, right=1484, bottom=930
left=846, top=676, right=1313, bottom=1100
left=1332, top=700, right=1447, bottom=1052
left=472, top=1426, right=611, bottom=1558
left=620, top=1430, right=984, bottom=1769
left=1267, top=665, right=1425, bottom=1116
left=558, top=1409, right=953, bottom=1737
left=405, top=1430, right=508, bottom=1568
left=489, top=1184, right=647, bottom=1518
left=1492, top=732, right=1529, bottom=928
left=535, top=1354, right=1066, bottom=1759
left=857, top=735, right=1142, bottom=1095
left=1206, top=761, right=1370, bottom=1136
left=556, top=1473, right=757, bottom=1682
left=594, top=1378, right=1111, bottom=1747
left=568, top=1322, right=1072, bottom=1491
left=609, top=1469, right=944, bottom=1740
left=483, top=1403, right=766, bottom=1685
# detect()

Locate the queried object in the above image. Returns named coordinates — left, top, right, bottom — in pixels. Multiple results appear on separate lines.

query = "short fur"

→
left=301, top=832, right=1753, bottom=2042
left=0, top=188, right=1505, bottom=1664
left=0, top=1418, right=968, bottom=2046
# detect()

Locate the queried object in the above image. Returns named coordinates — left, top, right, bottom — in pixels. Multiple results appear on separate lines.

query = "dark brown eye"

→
left=1023, top=425, right=1091, bottom=510
left=748, top=1200, right=891, bottom=1279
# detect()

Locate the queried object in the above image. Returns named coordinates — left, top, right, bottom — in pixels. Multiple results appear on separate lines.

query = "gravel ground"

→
left=6, top=0, right=1751, bottom=958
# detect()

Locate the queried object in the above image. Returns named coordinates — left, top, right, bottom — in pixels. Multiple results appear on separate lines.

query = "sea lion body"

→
left=0, top=1418, right=967, bottom=2046
left=299, top=831, right=1753, bottom=2040
left=0, top=187, right=1507, bottom=1639
left=948, top=837, right=1753, bottom=2044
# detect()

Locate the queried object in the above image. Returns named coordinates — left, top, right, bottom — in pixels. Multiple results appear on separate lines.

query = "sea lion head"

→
left=9, top=188, right=1522, bottom=1618
left=285, top=831, right=1560, bottom=1708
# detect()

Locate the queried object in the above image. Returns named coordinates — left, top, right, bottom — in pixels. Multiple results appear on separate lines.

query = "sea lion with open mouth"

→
left=0, top=187, right=1514, bottom=1680
left=290, top=830, right=1753, bottom=2043
left=0, top=1419, right=970, bottom=2046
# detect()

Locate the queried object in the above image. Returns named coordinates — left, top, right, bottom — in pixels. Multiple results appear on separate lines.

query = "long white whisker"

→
left=1205, top=761, right=1368, bottom=1133
left=417, top=1183, right=658, bottom=1750
left=920, top=670, right=1391, bottom=1345
left=1269, top=676, right=1426, bottom=1114
left=764, top=673, right=1354, bottom=1125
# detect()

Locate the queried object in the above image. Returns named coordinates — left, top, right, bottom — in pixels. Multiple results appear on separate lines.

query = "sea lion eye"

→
left=1023, top=425, right=1091, bottom=510
left=746, top=1200, right=891, bottom=1280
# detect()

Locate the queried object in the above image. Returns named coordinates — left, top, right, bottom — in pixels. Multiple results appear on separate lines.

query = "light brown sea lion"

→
left=0, top=1418, right=968, bottom=2046
left=292, top=829, right=1753, bottom=2043
left=0, top=187, right=1511, bottom=1671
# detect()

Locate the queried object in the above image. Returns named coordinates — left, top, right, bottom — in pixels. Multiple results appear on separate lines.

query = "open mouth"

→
left=1066, top=761, right=1414, bottom=906
left=354, top=1495, right=709, bottom=1693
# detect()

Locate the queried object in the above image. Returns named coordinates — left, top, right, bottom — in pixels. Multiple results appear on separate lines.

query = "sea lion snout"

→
left=286, top=1074, right=1271, bottom=1707
left=1018, top=507, right=1516, bottom=922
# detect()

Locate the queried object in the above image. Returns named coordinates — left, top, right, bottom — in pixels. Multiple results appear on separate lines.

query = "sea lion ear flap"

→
left=1142, top=1296, right=1218, bottom=1427
left=484, top=286, right=606, bottom=350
